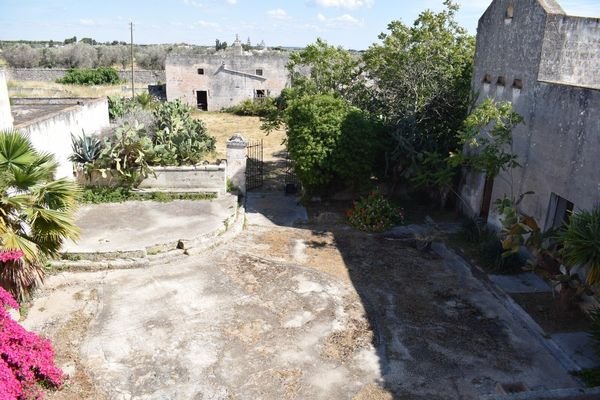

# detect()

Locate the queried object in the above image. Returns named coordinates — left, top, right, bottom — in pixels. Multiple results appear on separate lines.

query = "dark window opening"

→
left=197, top=68, right=204, bottom=75
left=545, top=193, right=574, bottom=231
left=255, top=69, right=263, bottom=76
left=497, top=76, right=506, bottom=86
left=255, top=89, right=265, bottom=98
left=483, top=74, right=492, bottom=84
left=505, top=5, right=514, bottom=23
left=196, top=90, right=208, bottom=111
left=513, top=79, right=523, bottom=89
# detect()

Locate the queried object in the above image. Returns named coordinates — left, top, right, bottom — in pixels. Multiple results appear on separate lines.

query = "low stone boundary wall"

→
left=138, top=164, right=227, bottom=193
left=6, top=68, right=165, bottom=85
left=77, top=162, right=227, bottom=194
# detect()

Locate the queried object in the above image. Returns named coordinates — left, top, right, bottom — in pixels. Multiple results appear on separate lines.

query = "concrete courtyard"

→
left=23, top=195, right=583, bottom=399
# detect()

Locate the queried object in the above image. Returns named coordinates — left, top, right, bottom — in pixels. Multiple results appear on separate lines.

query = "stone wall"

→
left=538, top=15, right=600, bottom=89
left=6, top=68, right=165, bottom=84
left=138, top=164, right=227, bottom=194
left=489, top=82, right=600, bottom=228
left=166, top=52, right=290, bottom=111
left=464, top=0, right=600, bottom=228
left=14, top=98, right=110, bottom=179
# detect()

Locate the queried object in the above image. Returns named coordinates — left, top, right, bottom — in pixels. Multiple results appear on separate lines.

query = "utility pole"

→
left=130, top=22, right=135, bottom=98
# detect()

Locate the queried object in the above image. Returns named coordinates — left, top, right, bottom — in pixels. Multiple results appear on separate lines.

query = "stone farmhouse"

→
left=462, top=0, right=600, bottom=230
left=165, top=37, right=290, bottom=111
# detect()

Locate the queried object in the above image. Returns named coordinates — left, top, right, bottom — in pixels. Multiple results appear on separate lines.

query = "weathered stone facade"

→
left=464, top=0, right=600, bottom=229
left=165, top=40, right=290, bottom=111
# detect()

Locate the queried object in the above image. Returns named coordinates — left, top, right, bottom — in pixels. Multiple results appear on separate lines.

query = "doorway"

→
left=196, top=91, right=208, bottom=111
left=479, top=175, right=494, bottom=220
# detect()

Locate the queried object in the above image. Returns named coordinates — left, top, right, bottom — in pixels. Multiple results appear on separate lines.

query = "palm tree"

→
left=0, top=129, right=81, bottom=301
left=558, top=206, right=600, bottom=285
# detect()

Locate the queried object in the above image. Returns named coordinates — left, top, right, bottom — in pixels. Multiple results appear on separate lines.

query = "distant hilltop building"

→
left=463, top=0, right=600, bottom=229
left=165, top=36, right=290, bottom=111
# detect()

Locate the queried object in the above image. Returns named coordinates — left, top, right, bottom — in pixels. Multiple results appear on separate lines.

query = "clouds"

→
left=79, top=18, right=95, bottom=26
left=311, top=0, right=374, bottom=10
left=182, top=0, right=237, bottom=8
left=194, top=19, right=220, bottom=28
left=267, top=8, right=291, bottom=20
left=316, top=13, right=363, bottom=27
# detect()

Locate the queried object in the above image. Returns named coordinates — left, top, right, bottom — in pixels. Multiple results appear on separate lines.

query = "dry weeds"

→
left=194, top=111, right=286, bottom=162
left=8, top=80, right=130, bottom=98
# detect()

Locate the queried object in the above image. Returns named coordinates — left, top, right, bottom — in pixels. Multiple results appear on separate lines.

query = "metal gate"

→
left=283, top=151, right=300, bottom=195
left=246, top=139, right=264, bottom=191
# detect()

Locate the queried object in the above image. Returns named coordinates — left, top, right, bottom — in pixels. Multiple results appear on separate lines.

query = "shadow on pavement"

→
left=245, top=184, right=581, bottom=399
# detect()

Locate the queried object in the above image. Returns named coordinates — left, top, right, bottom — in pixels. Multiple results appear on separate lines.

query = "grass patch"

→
left=80, top=187, right=216, bottom=204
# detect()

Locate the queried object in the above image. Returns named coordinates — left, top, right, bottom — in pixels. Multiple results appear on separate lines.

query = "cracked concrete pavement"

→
left=23, top=197, right=581, bottom=400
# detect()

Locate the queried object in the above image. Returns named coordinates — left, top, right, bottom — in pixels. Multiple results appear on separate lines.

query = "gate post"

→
left=226, top=133, right=248, bottom=195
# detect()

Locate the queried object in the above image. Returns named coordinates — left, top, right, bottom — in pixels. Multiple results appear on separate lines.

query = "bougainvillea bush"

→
left=0, top=286, right=63, bottom=399
left=346, top=191, right=404, bottom=233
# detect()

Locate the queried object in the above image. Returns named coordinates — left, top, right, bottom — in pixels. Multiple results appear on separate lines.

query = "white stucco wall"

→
left=15, top=98, right=109, bottom=179
left=0, top=70, right=13, bottom=130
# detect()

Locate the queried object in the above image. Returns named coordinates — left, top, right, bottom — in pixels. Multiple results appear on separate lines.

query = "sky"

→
left=1, top=0, right=600, bottom=50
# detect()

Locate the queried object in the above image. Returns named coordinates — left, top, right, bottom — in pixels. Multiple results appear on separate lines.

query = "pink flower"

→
left=0, top=250, right=24, bottom=264
left=0, top=287, right=64, bottom=399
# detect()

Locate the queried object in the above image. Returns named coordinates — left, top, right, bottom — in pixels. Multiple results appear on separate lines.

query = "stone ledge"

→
left=51, top=200, right=244, bottom=271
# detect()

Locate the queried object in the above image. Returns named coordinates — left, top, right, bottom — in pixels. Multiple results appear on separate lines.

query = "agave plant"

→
left=557, top=206, right=600, bottom=285
left=69, top=130, right=103, bottom=164
left=0, top=129, right=81, bottom=301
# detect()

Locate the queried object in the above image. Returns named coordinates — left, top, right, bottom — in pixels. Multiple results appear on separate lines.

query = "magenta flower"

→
left=0, top=250, right=24, bottom=264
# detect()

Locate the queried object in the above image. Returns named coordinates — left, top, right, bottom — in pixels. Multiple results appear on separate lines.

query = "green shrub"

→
left=285, top=93, right=382, bottom=194
left=224, top=98, right=276, bottom=117
left=135, top=92, right=154, bottom=109
left=575, top=367, right=600, bottom=387
left=459, top=218, right=497, bottom=244
left=478, top=238, right=524, bottom=274
left=57, top=67, right=123, bottom=85
left=80, top=187, right=216, bottom=203
left=152, top=100, right=216, bottom=166
left=108, top=95, right=136, bottom=120
left=346, top=191, right=404, bottom=232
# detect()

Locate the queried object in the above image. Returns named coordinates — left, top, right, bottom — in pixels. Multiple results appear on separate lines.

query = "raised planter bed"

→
left=75, top=162, right=227, bottom=194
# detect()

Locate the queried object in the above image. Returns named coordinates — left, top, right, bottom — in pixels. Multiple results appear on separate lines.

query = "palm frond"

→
left=0, top=129, right=37, bottom=170
left=559, top=207, right=600, bottom=285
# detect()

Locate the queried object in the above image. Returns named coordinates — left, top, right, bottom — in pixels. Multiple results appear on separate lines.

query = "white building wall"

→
left=0, top=70, right=13, bottom=130
left=15, top=99, right=109, bottom=179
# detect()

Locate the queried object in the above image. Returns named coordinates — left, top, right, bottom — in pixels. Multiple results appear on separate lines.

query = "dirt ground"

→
left=196, top=111, right=286, bottom=162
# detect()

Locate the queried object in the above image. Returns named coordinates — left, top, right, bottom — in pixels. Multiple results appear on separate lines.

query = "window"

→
left=496, top=76, right=506, bottom=86
left=255, top=69, right=263, bottom=76
left=255, top=89, right=265, bottom=98
left=512, top=79, right=523, bottom=89
left=505, top=5, right=514, bottom=24
left=545, top=193, right=574, bottom=231
left=197, top=68, right=204, bottom=75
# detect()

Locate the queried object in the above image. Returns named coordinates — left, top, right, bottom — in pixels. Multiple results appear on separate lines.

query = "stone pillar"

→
left=0, top=70, right=13, bottom=130
left=226, top=133, right=248, bottom=194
